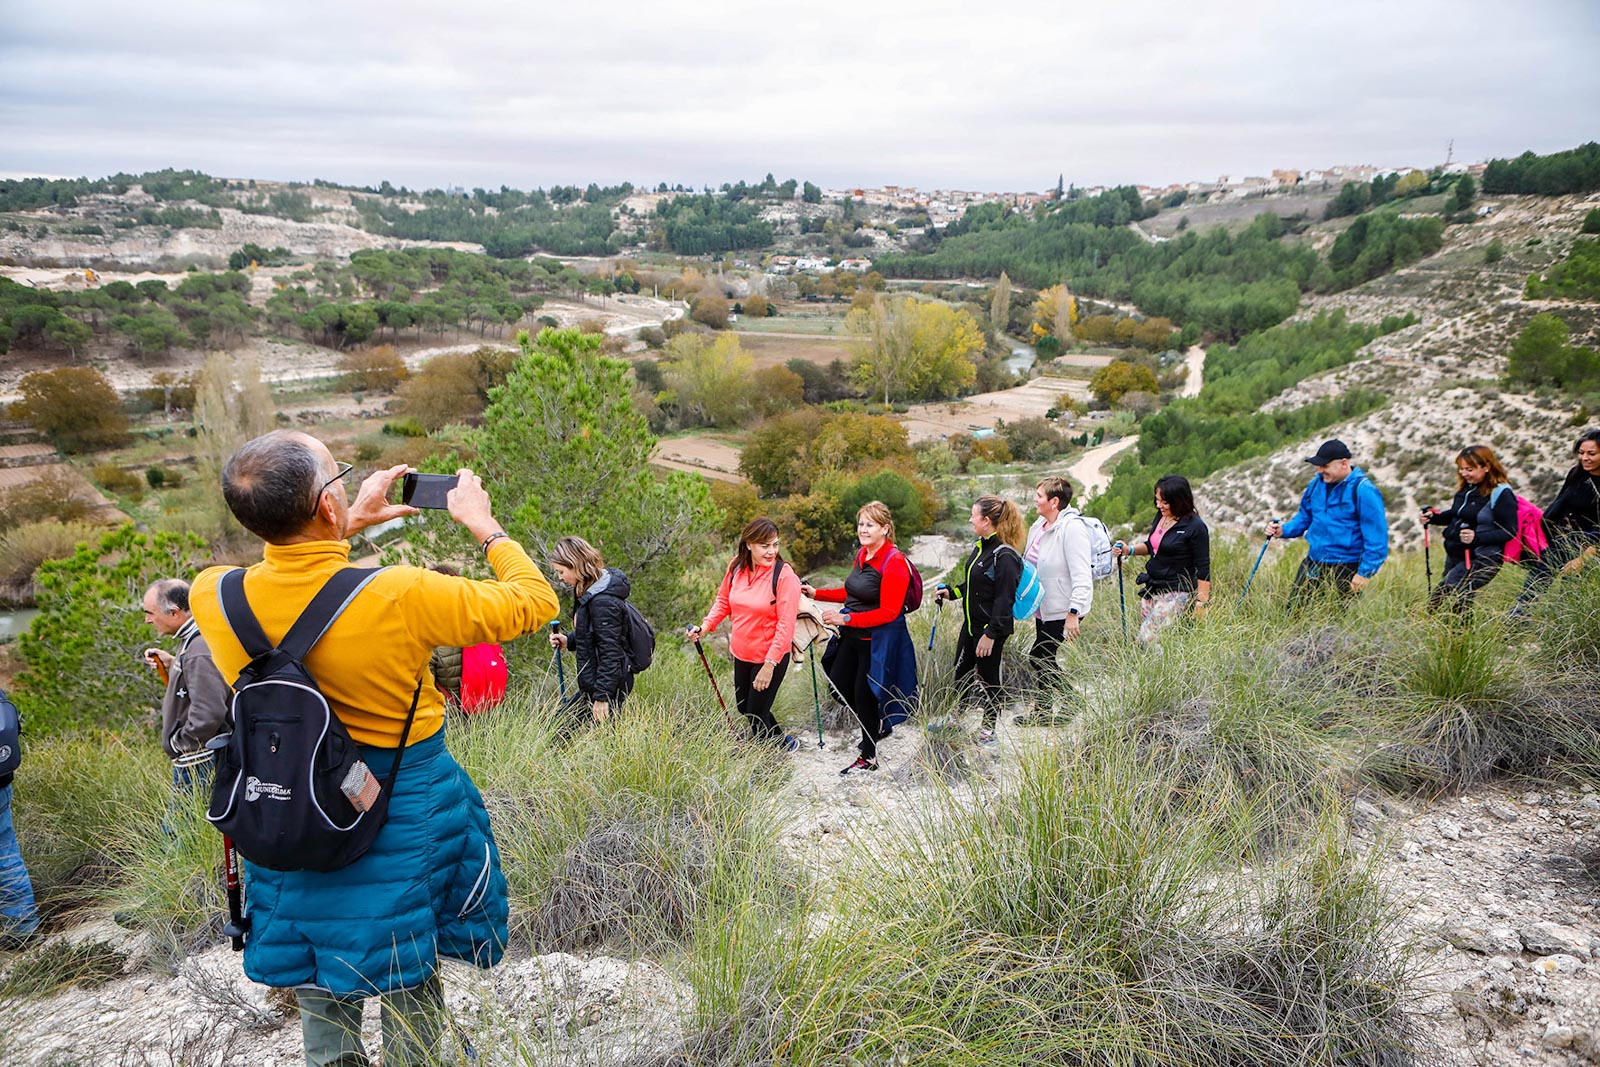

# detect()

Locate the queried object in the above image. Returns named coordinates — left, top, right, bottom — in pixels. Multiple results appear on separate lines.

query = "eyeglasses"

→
left=310, top=462, right=353, bottom=519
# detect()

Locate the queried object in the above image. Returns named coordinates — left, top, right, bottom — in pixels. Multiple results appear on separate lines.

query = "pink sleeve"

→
left=701, top=568, right=733, bottom=634
left=765, top=565, right=803, bottom=663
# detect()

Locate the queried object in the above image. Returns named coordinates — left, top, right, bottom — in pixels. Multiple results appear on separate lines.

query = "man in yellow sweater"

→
left=190, top=430, right=557, bottom=1067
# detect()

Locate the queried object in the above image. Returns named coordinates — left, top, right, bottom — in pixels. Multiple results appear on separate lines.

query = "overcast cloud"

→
left=2, top=0, right=1597, bottom=192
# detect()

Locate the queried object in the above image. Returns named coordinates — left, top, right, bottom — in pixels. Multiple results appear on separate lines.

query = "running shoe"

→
left=840, top=756, right=879, bottom=775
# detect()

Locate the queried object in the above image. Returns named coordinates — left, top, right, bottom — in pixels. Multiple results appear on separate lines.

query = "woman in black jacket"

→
left=936, top=494, right=1025, bottom=745
left=1513, top=429, right=1600, bottom=611
left=1112, top=475, right=1211, bottom=644
left=548, top=536, right=634, bottom=721
left=1422, top=444, right=1519, bottom=615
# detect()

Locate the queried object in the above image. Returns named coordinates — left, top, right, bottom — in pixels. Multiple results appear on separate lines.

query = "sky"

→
left=2, top=0, right=1597, bottom=194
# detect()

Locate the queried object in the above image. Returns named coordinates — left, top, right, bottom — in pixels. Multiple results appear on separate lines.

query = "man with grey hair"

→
left=141, top=577, right=230, bottom=794
left=189, top=429, right=557, bottom=1067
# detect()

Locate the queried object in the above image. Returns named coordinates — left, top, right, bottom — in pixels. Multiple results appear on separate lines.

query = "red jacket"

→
left=813, top=543, right=910, bottom=630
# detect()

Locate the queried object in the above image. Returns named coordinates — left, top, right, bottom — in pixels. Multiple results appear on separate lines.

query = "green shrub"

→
left=15, top=525, right=210, bottom=734
left=92, top=463, right=144, bottom=501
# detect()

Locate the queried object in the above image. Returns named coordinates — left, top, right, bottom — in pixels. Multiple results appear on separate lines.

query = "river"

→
left=0, top=608, right=39, bottom=643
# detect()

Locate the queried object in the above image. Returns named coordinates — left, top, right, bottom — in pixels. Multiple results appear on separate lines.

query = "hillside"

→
left=1196, top=192, right=1600, bottom=536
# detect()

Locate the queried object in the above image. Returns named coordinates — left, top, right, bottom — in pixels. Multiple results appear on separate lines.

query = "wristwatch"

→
left=1067, top=609, right=1080, bottom=617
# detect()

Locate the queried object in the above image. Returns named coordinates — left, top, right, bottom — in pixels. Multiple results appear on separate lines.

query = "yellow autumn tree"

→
left=660, top=332, right=756, bottom=428
left=1032, top=284, right=1078, bottom=341
left=847, top=295, right=982, bottom=404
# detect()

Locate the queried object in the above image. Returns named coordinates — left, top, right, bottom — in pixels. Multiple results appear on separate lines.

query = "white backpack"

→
left=1066, top=509, right=1115, bottom=581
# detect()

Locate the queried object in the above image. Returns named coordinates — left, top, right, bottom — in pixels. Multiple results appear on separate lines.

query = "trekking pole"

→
left=692, top=637, right=740, bottom=738
left=549, top=621, right=566, bottom=702
left=1237, top=528, right=1275, bottom=608
left=927, top=591, right=945, bottom=652
left=1423, top=524, right=1433, bottom=595
left=1114, top=545, right=1129, bottom=644
left=221, top=836, right=248, bottom=951
left=808, top=653, right=825, bottom=749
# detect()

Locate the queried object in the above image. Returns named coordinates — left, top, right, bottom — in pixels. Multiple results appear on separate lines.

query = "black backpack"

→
left=0, top=687, right=20, bottom=788
left=621, top=600, right=656, bottom=673
left=207, top=568, right=421, bottom=873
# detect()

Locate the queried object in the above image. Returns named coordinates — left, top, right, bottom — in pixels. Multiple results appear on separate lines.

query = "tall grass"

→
left=13, top=536, right=1600, bottom=1066
left=452, top=653, right=792, bottom=953
left=648, top=742, right=1425, bottom=1066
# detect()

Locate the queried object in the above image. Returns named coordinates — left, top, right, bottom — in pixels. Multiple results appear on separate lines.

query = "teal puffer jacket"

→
left=239, top=729, right=507, bottom=996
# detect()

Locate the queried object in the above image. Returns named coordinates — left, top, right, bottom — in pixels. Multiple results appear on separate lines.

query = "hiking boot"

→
left=976, top=729, right=997, bottom=746
left=840, top=756, right=879, bottom=776
left=781, top=734, right=799, bottom=753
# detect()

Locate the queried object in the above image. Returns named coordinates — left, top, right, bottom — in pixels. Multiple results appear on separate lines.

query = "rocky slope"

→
left=1200, top=192, right=1600, bottom=535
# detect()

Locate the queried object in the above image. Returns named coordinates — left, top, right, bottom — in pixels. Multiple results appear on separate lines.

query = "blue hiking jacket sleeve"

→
left=1285, top=469, right=1390, bottom=577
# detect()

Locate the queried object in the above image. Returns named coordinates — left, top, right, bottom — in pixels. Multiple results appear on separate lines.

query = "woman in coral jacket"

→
left=803, top=501, right=919, bottom=776
left=687, top=516, right=801, bottom=750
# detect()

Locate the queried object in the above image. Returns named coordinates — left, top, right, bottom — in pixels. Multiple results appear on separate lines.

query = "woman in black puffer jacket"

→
left=937, top=494, right=1026, bottom=745
left=1422, top=444, right=1519, bottom=615
left=548, top=536, right=635, bottom=722
left=1513, top=429, right=1600, bottom=611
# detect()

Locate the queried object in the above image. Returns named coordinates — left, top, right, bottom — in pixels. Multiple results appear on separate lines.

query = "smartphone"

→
left=401, top=472, right=458, bottom=509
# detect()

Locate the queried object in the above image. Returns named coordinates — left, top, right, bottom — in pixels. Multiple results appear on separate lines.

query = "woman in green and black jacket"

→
left=936, top=494, right=1025, bottom=745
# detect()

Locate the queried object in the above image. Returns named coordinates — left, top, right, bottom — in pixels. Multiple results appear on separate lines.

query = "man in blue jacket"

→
left=1268, top=439, right=1389, bottom=610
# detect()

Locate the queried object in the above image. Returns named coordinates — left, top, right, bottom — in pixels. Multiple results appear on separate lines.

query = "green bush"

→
left=15, top=525, right=210, bottom=734
left=92, top=463, right=143, bottom=502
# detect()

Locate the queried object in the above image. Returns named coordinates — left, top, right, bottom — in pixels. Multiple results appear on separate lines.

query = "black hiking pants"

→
left=1513, top=531, right=1598, bottom=610
left=827, top=632, right=882, bottom=759
left=953, top=627, right=1009, bottom=731
left=1286, top=557, right=1360, bottom=613
left=1027, top=618, right=1068, bottom=705
left=1428, top=555, right=1502, bottom=615
left=733, top=654, right=789, bottom=742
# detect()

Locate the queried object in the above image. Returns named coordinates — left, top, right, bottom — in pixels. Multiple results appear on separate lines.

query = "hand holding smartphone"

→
left=400, top=472, right=459, bottom=510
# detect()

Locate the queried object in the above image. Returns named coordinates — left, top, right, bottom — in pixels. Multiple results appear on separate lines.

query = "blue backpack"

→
left=999, top=546, right=1044, bottom=620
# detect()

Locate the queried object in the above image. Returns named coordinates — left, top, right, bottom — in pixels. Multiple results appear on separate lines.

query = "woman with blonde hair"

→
left=1421, top=444, right=1519, bottom=614
left=688, top=516, right=802, bottom=750
left=803, top=501, right=919, bottom=775
left=935, top=494, right=1025, bottom=745
left=547, top=536, right=636, bottom=720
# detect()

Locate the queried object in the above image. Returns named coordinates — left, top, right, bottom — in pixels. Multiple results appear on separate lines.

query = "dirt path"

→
left=1181, top=344, right=1206, bottom=398
left=1067, top=435, right=1140, bottom=498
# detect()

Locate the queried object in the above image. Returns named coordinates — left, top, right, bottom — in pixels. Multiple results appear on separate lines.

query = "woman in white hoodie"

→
left=1015, top=476, right=1093, bottom=724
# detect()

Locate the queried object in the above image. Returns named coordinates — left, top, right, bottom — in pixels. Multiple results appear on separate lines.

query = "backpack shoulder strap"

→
left=278, top=568, right=387, bottom=661
left=770, top=558, right=789, bottom=604
left=218, top=568, right=272, bottom=659
left=1490, top=483, right=1509, bottom=506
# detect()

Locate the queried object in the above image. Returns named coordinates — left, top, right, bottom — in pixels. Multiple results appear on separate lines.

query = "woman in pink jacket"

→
left=687, top=516, right=802, bottom=750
